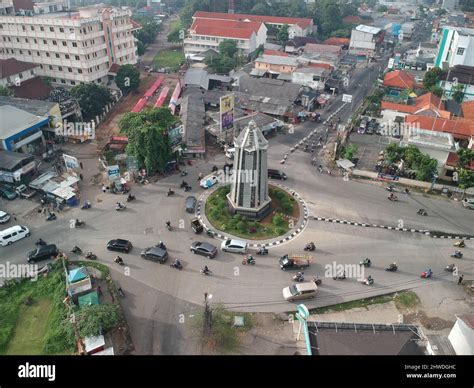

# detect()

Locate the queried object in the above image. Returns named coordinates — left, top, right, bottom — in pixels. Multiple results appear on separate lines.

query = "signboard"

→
left=388, top=58, right=395, bottom=70
left=63, top=154, right=79, bottom=170
left=220, top=94, right=235, bottom=132
left=377, top=172, right=399, bottom=182
left=342, top=94, right=352, bottom=103
left=168, top=124, right=183, bottom=148
left=107, top=165, right=120, bottom=179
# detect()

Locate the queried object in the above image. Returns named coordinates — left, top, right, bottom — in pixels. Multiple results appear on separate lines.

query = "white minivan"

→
left=462, top=198, right=474, bottom=209
left=0, top=225, right=30, bottom=246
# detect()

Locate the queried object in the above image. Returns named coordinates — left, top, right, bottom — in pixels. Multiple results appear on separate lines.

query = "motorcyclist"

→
left=367, top=275, right=373, bottom=283
left=246, top=254, right=254, bottom=263
left=166, top=220, right=171, bottom=228
left=114, top=256, right=124, bottom=265
left=390, top=262, right=397, bottom=270
left=454, top=250, right=462, bottom=257
left=202, top=265, right=210, bottom=274
left=168, top=188, right=173, bottom=195
left=173, top=259, right=181, bottom=268
left=37, top=238, right=46, bottom=245
left=158, top=241, right=166, bottom=249
left=389, top=193, right=395, bottom=199
left=296, top=272, right=304, bottom=281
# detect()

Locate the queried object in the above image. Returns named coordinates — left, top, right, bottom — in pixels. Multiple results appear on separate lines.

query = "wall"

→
left=448, top=318, right=474, bottom=355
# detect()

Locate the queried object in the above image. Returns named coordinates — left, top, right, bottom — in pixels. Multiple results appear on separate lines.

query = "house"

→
left=349, top=24, right=385, bottom=56
left=0, top=95, right=62, bottom=127
left=285, top=37, right=319, bottom=54
left=322, top=37, right=350, bottom=49
left=461, top=100, right=474, bottom=119
left=66, top=267, right=92, bottom=298
left=417, top=42, right=438, bottom=57
left=292, top=66, right=329, bottom=91
left=383, top=70, right=416, bottom=90
left=184, top=17, right=267, bottom=55
left=0, top=150, right=36, bottom=183
left=405, top=115, right=474, bottom=145
left=448, top=315, right=474, bottom=355
left=343, top=15, right=365, bottom=25
left=263, top=49, right=288, bottom=57
left=303, top=43, right=342, bottom=58
left=253, top=54, right=299, bottom=76
left=191, top=11, right=314, bottom=39
left=435, top=26, right=474, bottom=69
left=438, top=65, right=474, bottom=102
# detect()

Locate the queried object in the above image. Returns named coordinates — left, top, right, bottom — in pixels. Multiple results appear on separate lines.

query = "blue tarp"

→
left=68, top=267, right=88, bottom=283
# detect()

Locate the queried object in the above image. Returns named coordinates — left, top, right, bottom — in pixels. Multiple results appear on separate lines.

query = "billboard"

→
left=220, top=94, right=235, bottom=132
left=63, top=154, right=79, bottom=170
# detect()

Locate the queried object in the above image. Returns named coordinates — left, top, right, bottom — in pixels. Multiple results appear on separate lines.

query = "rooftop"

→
left=405, top=115, right=474, bottom=140
left=180, top=88, right=205, bottom=149
left=0, top=95, right=57, bottom=117
left=0, top=105, right=48, bottom=139
left=191, top=23, right=257, bottom=39
left=383, top=70, right=416, bottom=89
left=439, top=65, right=474, bottom=85
left=0, top=150, right=34, bottom=170
left=10, top=76, right=53, bottom=100
left=461, top=101, right=474, bottom=120
left=355, top=24, right=382, bottom=35
left=304, top=43, right=341, bottom=55
left=441, top=25, right=474, bottom=35
left=255, top=54, right=298, bottom=67
left=0, top=58, right=38, bottom=79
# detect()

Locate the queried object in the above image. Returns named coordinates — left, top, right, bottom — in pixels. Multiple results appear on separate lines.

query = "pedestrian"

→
left=102, top=185, right=106, bottom=193
left=458, top=274, right=464, bottom=285
left=97, top=286, right=103, bottom=296
left=79, top=173, right=83, bottom=181
left=80, top=162, right=83, bottom=169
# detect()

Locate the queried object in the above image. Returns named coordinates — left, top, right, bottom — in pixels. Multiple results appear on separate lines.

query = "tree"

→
left=457, top=168, right=474, bottom=189
left=119, top=107, right=178, bottom=172
left=430, top=86, right=444, bottom=98
left=137, top=40, right=146, bottom=56
left=219, top=40, right=239, bottom=59
left=277, top=24, right=290, bottom=45
left=457, top=148, right=474, bottom=168
left=250, top=3, right=267, bottom=15
left=365, top=0, right=377, bottom=8
left=205, top=40, right=240, bottom=74
left=423, top=67, right=443, bottom=90
left=451, top=84, right=465, bottom=103
left=115, top=64, right=140, bottom=94
left=0, top=85, right=13, bottom=97
left=76, top=304, right=120, bottom=338
left=71, top=83, right=113, bottom=121
left=167, top=21, right=184, bottom=43
left=376, top=5, right=388, bottom=12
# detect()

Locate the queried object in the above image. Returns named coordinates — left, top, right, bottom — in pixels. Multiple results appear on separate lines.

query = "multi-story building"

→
left=184, top=17, right=267, bottom=56
left=349, top=25, right=385, bottom=56
left=435, top=26, right=474, bottom=69
left=0, top=6, right=140, bottom=87
left=439, top=65, right=474, bottom=102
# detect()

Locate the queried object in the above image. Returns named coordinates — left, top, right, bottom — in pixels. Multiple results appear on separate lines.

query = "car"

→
left=141, top=246, right=169, bottom=263
left=107, top=239, right=132, bottom=253
left=27, top=244, right=58, bottom=263
left=268, top=169, right=287, bottom=180
left=15, top=184, right=36, bottom=199
left=462, top=198, right=474, bottom=209
left=185, top=196, right=197, bottom=213
left=0, top=185, right=18, bottom=200
left=0, top=225, right=30, bottom=246
left=0, top=210, right=10, bottom=224
left=190, top=241, right=217, bottom=259
left=200, top=175, right=218, bottom=189
left=282, top=282, right=318, bottom=302
left=221, top=238, right=248, bottom=254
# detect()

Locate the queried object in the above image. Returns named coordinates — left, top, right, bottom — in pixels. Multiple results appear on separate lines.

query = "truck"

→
left=279, top=254, right=312, bottom=271
left=190, top=218, right=203, bottom=234
left=15, top=184, right=36, bottom=199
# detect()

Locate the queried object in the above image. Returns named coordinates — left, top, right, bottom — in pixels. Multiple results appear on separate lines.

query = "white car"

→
left=462, top=198, right=474, bottom=209
left=200, top=175, right=218, bottom=189
left=221, top=238, right=248, bottom=254
left=0, top=210, right=10, bottom=224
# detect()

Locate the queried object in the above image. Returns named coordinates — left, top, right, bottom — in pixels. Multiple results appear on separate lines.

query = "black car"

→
left=185, top=196, right=197, bottom=213
left=107, top=239, right=132, bottom=253
left=190, top=241, right=217, bottom=259
left=141, top=246, right=168, bottom=263
left=27, top=244, right=59, bottom=263
left=268, top=169, right=287, bottom=180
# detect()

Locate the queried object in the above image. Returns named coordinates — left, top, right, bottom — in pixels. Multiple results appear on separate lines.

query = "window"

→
left=43, top=39, right=47, bottom=44
left=40, top=26, right=44, bottom=31
left=58, top=66, right=62, bottom=71
left=75, top=55, right=79, bottom=60
left=46, top=52, right=50, bottom=57
left=22, top=26, right=25, bottom=31
left=52, top=40, right=57, bottom=45
left=70, top=81, right=76, bottom=85
left=25, top=38, right=28, bottom=43
left=457, top=47, right=465, bottom=55
left=37, top=51, right=40, bottom=56
left=59, top=27, right=64, bottom=33
left=62, top=41, right=67, bottom=46
left=49, top=65, right=53, bottom=70
left=68, top=68, right=72, bottom=72
left=72, top=42, right=77, bottom=47
left=49, top=27, right=54, bottom=32
left=34, top=39, right=37, bottom=43
left=16, top=37, right=19, bottom=42
left=30, top=70, right=34, bottom=75
left=28, top=50, right=31, bottom=55
left=30, top=26, right=34, bottom=31
left=55, top=53, right=60, bottom=58
left=78, top=69, right=82, bottom=74
left=19, top=49, right=22, bottom=54
left=61, top=79, right=66, bottom=84
left=65, top=54, right=70, bottom=59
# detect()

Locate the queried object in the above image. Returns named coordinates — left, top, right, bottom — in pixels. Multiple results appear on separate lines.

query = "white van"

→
left=462, top=198, right=474, bottom=209
left=0, top=225, right=30, bottom=246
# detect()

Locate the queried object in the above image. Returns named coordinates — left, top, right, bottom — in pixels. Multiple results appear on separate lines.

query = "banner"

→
left=220, top=94, right=235, bottom=132
left=63, top=154, right=79, bottom=170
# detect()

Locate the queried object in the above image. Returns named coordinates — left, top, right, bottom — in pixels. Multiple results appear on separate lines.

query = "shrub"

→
left=272, top=214, right=285, bottom=227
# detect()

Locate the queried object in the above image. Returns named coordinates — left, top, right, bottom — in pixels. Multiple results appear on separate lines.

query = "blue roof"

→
left=68, top=267, right=88, bottom=283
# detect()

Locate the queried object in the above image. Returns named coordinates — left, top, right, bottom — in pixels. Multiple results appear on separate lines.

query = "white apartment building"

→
left=435, top=26, right=474, bottom=69
left=349, top=25, right=385, bottom=56
left=0, top=6, right=140, bottom=87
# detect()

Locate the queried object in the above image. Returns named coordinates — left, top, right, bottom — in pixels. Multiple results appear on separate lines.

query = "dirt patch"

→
left=403, top=311, right=454, bottom=331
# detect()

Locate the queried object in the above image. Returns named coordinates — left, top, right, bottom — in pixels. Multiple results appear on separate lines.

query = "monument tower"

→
left=227, top=120, right=272, bottom=220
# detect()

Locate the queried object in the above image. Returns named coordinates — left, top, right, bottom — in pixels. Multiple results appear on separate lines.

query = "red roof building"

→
left=383, top=70, right=416, bottom=90
left=10, top=77, right=53, bottom=100
left=381, top=92, right=451, bottom=118
left=322, top=37, right=350, bottom=47
left=0, top=58, right=38, bottom=80
left=461, top=101, right=474, bottom=120
left=343, top=15, right=365, bottom=24
left=263, top=50, right=288, bottom=57
left=405, top=115, right=474, bottom=140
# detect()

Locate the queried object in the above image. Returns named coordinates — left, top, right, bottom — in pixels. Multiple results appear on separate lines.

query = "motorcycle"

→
left=359, top=277, right=374, bottom=286
left=445, top=264, right=456, bottom=272
left=385, top=185, right=395, bottom=192
left=312, top=276, right=322, bottom=286
left=420, top=269, right=433, bottom=278
left=166, top=190, right=175, bottom=197
left=156, top=242, right=167, bottom=250
left=75, top=219, right=85, bottom=227
left=126, top=194, right=136, bottom=202
left=35, top=239, right=47, bottom=246
left=292, top=274, right=305, bottom=282
left=170, top=261, right=183, bottom=270
left=114, top=257, right=124, bottom=266
left=200, top=268, right=212, bottom=276
left=71, top=246, right=82, bottom=254
left=117, top=287, right=125, bottom=297
left=387, top=195, right=398, bottom=202
left=257, top=247, right=268, bottom=255
left=385, top=264, right=398, bottom=272
left=333, top=273, right=346, bottom=280
left=451, top=251, right=463, bottom=259
left=46, top=213, right=57, bottom=221
left=242, top=255, right=256, bottom=265
left=181, top=171, right=188, bottom=177
left=180, top=181, right=188, bottom=188
left=85, top=252, right=97, bottom=260
left=115, top=203, right=126, bottom=211
left=81, top=201, right=91, bottom=210
left=417, top=209, right=427, bottom=216
left=454, top=240, right=466, bottom=248
left=166, top=223, right=172, bottom=231
left=184, top=185, right=192, bottom=192
left=304, top=243, right=316, bottom=252
left=359, top=258, right=372, bottom=268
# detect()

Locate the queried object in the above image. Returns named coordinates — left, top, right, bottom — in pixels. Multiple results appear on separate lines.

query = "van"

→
left=0, top=225, right=30, bottom=246
left=282, top=282, right=318, bottom=302
left=462, top=198, right=474, bottom=209
left=268, top=169, right=287, bottom=180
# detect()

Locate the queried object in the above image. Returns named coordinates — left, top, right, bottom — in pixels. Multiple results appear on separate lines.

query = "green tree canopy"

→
left=423, top=67, right=443, bottom=90
left=71, top=83, right=113, bottom=121
left=76, top=304, right=120, bottom=338
left=115, top=64, right=140, bottom=94
left=457, top=148, right=474, bottom=168
left=0, top=85, right=13, bottom=97
left=277, top=24, right=290, bottom=45
left=451, top=84, right=465, bottom=103
left=119, top=107, right=178, bottom=172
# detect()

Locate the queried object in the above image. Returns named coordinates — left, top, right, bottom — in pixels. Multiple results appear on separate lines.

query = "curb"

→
left=310, top=216, right=474, bottom=240
left=195, top=183, right=309, bottom=249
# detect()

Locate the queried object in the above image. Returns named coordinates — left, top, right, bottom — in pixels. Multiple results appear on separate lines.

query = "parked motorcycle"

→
left=451, top=251, right=463, bottom=259
left=85, top=252, right=97, bottom=260
left=420, top=269, right=433, bottom=278
left=256, top=247, right=268, bottom=255
left=71, top=246, right=82, bottom=254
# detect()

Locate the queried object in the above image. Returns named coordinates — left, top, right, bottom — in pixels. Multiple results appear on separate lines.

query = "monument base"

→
left=226, top=196, right=272, bottom=221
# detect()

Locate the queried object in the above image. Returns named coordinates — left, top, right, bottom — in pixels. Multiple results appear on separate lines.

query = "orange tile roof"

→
left=383, top=70, right=415, bottom=89
left=308, top=62, right=334, bottom=70
left=381, top=92, right=450, bottom=117
left=322, top=37, right=350, bottom=46
left=446, top=152, right=474, bottom=170
left=405, top=115, right=474, bottom=140
left=191, top=18, right=262, bottom=39
left=461, top=101, right=474, bottom=120
left=263, top=50, right=288, bottom=57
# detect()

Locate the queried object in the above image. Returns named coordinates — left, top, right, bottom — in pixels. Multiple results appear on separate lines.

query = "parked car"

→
left=0, top=210, right=10, bottom=224
left=190, top=241, right=217, bottom=259
left=0, top=185, right=18, bottom=200
left=0, top=225, right=30, bottom=246
left=200, top=175, right=218, bottom=189
left=190, top=218, right=203, bottom=234
left=141, top=246, right=168, bottom=263
left=15, top=184, right=36, bottom=199
left=462, top=198, right=474, bottom=209
left=107, top=239, right=132, bottom=253
left=268, top=169, right=287, bottom=180
left=27, top=244, right=58, bottom=263
left=282, top=282, right=318, bottom=302
left=221, top=238, right=248, bottom=254
left=186, top=196, right=197, bottom=213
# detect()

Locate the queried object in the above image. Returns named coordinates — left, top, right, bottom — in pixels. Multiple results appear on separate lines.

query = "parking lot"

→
left=350, top=133, right=398, bottom=172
